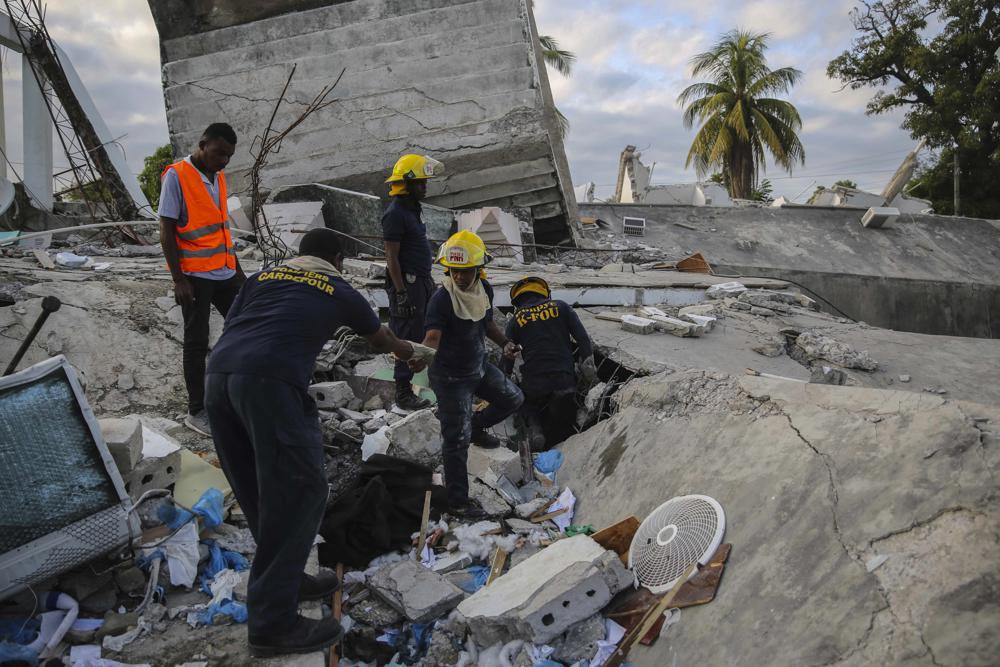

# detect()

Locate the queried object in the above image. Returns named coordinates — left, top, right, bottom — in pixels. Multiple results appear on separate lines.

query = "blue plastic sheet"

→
left=199, top=539, right=250, bottom=594
left=455, top=565, right=490, bottom=593
left=0, top=618, right=39, bottom=644
left=534, top=450, right=564, bottom=475
left=196, top=600, right=248, bottom=625
left=159, top=487, right=226, bottom=530
left=0, top=641, right=38, bottom=665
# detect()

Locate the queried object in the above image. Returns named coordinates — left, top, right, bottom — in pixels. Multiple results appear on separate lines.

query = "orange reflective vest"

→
left=162, top=159, right=235, bottom=273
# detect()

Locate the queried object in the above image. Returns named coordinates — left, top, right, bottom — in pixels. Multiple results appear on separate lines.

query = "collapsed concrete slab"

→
left=150, top=0, right=580, bottom=243
left=457, top=535, right=633, bottom=645
left=559, top=369, right=1000, bottom=666
left=368, top=559, right=464, bottom=623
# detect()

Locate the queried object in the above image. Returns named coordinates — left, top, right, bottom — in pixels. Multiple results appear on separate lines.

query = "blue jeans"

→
left=429, top=362, right=524, bottom=506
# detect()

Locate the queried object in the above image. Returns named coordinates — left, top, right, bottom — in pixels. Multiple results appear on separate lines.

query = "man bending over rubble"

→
left=412, top=230, right=524, bottom=520
left=204, top=228, right=434, bottom=658
left=504, top=276, right=596, bottom=450
left=158, top=122, right=245, bottom=437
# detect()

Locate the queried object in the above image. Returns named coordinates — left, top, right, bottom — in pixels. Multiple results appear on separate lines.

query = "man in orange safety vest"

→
left=158, top=122, right=245, bottom=436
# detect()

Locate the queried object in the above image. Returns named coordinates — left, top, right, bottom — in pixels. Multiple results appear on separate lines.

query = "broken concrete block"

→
left=467, top=445, right=523, bottom=484
left=307, top=381, right=355, bottom=409
left=750, top=306, right=776, bottom=317
left=368, top=559, right=464, bottom=623
left=99, top=417, right=143, bottom=474
left=58, top=569, right=113, bottom=602
left=543, top=263, right=566, bottom=273
left=337, top=407, right=368, bottom=422
left=469, top=478, right=511, bottom=517
left=363, top=394, right=385, bottom=412
left=347, top=591, right=404, bottom=628
left=728, top=300, right=752, bottom=311
left=639, top=306, right=667, bottom=318
left=341, top=258, right=386, bottom=279
left=506, top=518, right=547, bottom=534
left=752, top=337, right=785, bottom=357
left=431, top=551, right=473, bottom=575
left=621, top=314, right=655, bottom=334
left=123, top=426, right=181, bottom=501
left=457, top=535, right=633, bottom=645
left=551, top=614, right=607, bottom=665
left=899, top=374, right=911, bottom=383
left=385, top=409, right=442, bottom=468
left=678, top=303, right=718, bottom=318
left=682, top=313, right=717, bottom=331
left=706, top=281, right=746, bottom=299
left=796, top=331, right=878, bottom=371
left=649, top=315, right=703, bottom=337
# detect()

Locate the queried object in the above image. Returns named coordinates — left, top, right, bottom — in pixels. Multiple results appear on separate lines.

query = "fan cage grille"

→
left=628, top=495, right=725, bottom=593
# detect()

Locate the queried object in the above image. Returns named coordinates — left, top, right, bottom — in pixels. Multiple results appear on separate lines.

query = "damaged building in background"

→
left=147, top=0, right=580, bottom=245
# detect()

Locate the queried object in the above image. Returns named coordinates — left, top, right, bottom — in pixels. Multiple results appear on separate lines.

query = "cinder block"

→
left=123, top=425, right=182, bottom=501
left=308, top=381, right=355, bottom=409
left=98, top=417, right=143, bottom=474
left=457, top=535, right=633, bottom=645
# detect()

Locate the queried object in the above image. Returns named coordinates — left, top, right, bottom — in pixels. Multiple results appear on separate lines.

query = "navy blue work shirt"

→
left=505, top=295, right=593, bottom=395
left=425, top=280, right=495, bottom=378
left=208, top=266, right=380, bottom=388
left=381, top=197, right=432, bottom=277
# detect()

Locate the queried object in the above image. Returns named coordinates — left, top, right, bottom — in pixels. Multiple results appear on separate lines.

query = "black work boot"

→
left=471, top=428, right=503, bottom=450
left=298, top=570, right=341, bottom=602
left=395, top=384, right=431, bottom=412
left=249, top=615, right=344, bottom=658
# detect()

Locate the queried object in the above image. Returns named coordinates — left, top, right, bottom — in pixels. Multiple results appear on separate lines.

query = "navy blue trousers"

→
left=205, top=373, right=327, bottom=636
left=386, top=275, right=435, bottom=385
left=429, top=362, right=523, bottom=506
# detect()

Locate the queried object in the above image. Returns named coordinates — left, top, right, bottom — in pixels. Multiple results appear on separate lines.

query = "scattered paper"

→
left=589, top=618, right=627, bottom=667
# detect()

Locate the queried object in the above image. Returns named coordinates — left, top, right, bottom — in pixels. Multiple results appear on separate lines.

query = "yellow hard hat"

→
left=385, top=154, right=444, bottom=183
left=436, top=230, right=492, bottom=269
left=510, top=276, right=551, bottom=302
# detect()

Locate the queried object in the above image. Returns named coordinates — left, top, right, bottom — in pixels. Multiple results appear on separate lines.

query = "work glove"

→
left=390, top=289, right=416, bottom=318
left=578, top=356, right=598, bottom=384
left=408, top=342, right=437, bottom=365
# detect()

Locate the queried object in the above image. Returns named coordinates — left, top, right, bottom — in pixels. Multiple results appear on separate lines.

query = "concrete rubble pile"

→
left=2, top=217, right=998, bottom=667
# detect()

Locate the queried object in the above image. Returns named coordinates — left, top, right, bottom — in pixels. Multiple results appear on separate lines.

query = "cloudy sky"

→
left=0, top=0, right=919, bottom=202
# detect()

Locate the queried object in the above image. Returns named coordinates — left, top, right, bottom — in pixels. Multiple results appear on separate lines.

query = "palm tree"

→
left=678, top=30, right=805, bottom=200
left=539, top=34, right=575, bottom=137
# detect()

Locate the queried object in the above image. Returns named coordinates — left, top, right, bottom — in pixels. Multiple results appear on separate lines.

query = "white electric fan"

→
left=628, top=494, right=726, bottom=593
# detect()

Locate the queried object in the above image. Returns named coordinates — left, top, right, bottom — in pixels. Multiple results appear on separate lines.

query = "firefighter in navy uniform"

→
left=503, top=276, right=596, bottom=450
left=381, top=154, right=444, bottom=412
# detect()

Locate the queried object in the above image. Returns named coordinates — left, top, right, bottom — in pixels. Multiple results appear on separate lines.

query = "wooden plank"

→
left=31, top=249, right=55, bottom=269
left=528, top=497, right=558, bottom=519
left=530, top=507, right=569, bottom=523
left=604, top=562, right=698, bottom=667
left=414, top=489, right=433, bottom=560
left=329, top=562, right=344, bottom=667
left=592, top=516, right=641, bottom=565
left=486, top=547, right=508, bottom=586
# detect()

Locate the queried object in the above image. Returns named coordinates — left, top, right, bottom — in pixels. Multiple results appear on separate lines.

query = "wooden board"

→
left=592, top=515, right=641, bottom=565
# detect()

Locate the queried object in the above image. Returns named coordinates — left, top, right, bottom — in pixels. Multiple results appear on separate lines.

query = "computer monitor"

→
left=0, top=355, right=137, bottom=600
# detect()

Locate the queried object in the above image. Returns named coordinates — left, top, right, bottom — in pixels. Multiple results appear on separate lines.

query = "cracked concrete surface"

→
left=560, top=370, right=999, bottom=666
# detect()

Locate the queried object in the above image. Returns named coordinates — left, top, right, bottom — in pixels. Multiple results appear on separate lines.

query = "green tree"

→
left=751, top=178, right=774, bottom=203
left=833, top=179, right=858, bottom=189
left=138, top=144, right=174, bottom=210
left=678, top=30, right=806, bottom=200
left=538, top=34, right=575, bottom=138
left=827, top=0, right=1000, bottom=216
